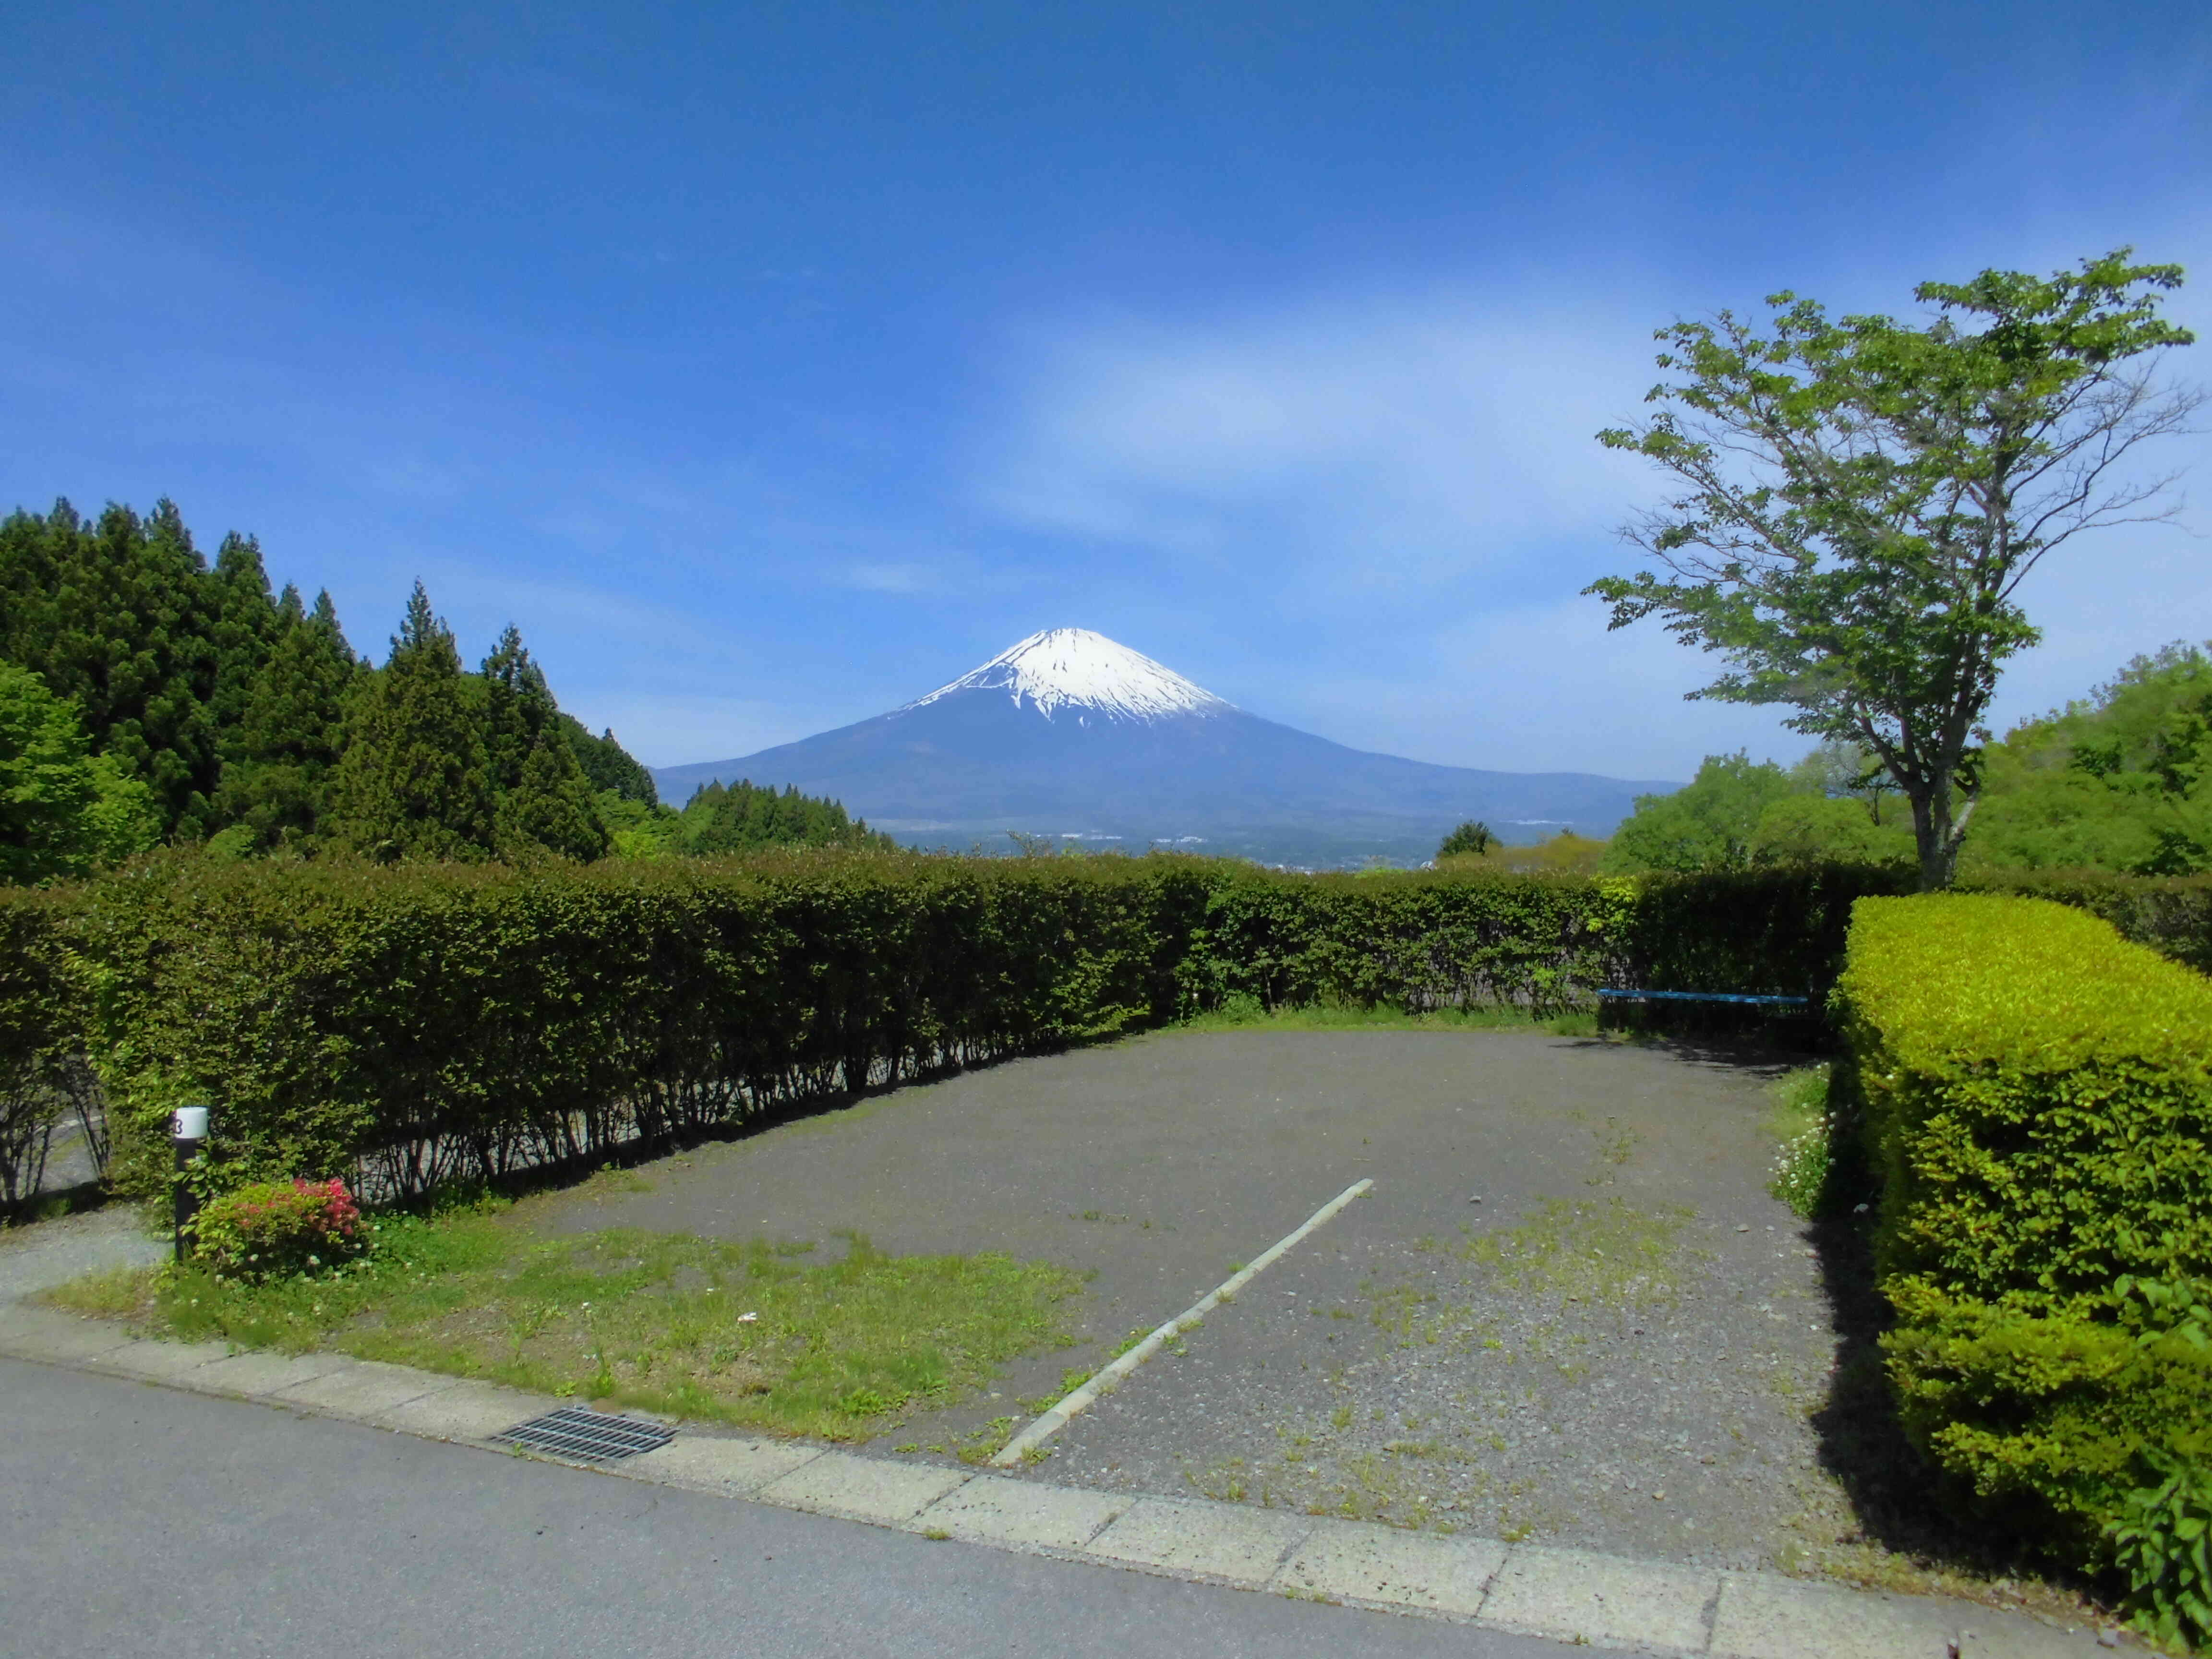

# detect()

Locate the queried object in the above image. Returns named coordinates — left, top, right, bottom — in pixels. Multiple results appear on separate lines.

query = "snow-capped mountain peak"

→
left=905, top=628, right=1232, bottom=724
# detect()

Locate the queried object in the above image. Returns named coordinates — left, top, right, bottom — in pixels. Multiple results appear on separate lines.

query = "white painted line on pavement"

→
left=988, top=1177, right=1373, bottom=1468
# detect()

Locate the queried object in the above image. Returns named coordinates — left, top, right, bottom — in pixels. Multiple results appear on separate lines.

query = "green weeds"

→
left=50, top=1202, right=1083, bottom=1441
left=1174, top=996, right=1599, bottom=1037
left=1765, top=1064, right=1834, bottom=1219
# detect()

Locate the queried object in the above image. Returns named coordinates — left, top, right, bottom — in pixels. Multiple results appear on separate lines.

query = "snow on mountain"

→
left=903, top=627, right=1231, bottom=725
left=652, top=626, right=1682, bottom=866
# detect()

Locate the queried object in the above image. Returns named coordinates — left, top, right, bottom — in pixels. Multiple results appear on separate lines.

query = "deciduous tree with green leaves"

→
left=0, top=661, right=159, bottom=884
left=1587, top=251, right=2200, bottom=889
left=1436, top=820, right=1497, bottom=860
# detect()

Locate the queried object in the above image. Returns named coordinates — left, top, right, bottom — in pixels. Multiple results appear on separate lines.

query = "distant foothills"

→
left=2, top=499, right=2208, bottom=882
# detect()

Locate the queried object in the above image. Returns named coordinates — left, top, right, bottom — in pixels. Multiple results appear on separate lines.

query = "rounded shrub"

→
left=191, top=1176, right=367, bottom=1281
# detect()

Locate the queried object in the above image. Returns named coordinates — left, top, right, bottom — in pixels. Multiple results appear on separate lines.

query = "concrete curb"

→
left=0, top=1302, right=2111, bottom=1659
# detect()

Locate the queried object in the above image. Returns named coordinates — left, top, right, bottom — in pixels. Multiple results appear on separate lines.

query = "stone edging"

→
left=0, top=1303, right=2106, bottom=1659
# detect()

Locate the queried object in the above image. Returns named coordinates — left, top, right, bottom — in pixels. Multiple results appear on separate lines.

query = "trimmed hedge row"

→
left=0, top=888, right=100, bottom=1203
left=28, top=852, right=1895, bottom=1201
left=75, top=854, right=1206, bottom=1199
left=1834, top=894, right=2212, bottom=1566
left=4, top=851, right=2208, bottom=1209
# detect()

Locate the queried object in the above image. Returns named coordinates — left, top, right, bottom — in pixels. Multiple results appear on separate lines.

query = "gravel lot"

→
left=533, top=1028, right=1847, bottom=1569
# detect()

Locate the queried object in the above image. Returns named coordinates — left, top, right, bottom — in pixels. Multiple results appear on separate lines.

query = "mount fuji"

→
left=652, top=629, right=1679, bottom=867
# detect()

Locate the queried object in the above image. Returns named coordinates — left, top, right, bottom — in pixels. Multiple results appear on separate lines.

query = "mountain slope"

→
left=653, top=629, right=1678, bottom=865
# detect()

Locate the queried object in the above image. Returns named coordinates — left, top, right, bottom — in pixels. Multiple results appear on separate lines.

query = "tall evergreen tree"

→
left=325, top=583, right=494, bottom=861
left=561, top=716, right=659, bottom=806
left=493, top=729, right=612, bottom=861
left=477, top=625, right=607, bottom=861
left=0, top=499, right=222, bottom=839
left=206, top=532, right=284, bottom=741
left=675, top=779, right=890, bottom=854
left=216, top=587, right=361, bottom=850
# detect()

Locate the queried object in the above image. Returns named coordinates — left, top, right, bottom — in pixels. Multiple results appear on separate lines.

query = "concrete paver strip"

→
left=1956, top=1614, right=2113, bottom=1657
left=90, top=1336, right=239, bottom=1383
left=1481, top=1543, right=1718, bottom=1653
left=1709, top=1574, right=1960, bottom=1658
left=625, top=1434, right=826, bottom=1497
left=185, top=1348, right=359, bottom=1399
left=374, top=1379, right=565, bottom=1441
left=914, top=1472, right=1131, bottom=1550
left=1084, top=1496, right=1313, bottom=1586
left=1273, top=1521, right=1507, bottom=1618
left=266, top=1357, right=461, bottom=1416
left=0, top=1304, right=141, bottom=1363
left=755, top=1449, right=971, bottom=1522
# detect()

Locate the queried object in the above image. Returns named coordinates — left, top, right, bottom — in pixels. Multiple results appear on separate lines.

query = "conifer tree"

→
left=0, top=499, right=222, bottom=839
left=560, top=716, right=659, bottom=806
left=216, top=587, right=362, bottom=850
left=493, top=728, right=612, bottom=861
left=206, top=532, right=284, bottom=741
left=675, top=778, right=890, bottom=853
left=478, top=624, right=547, bottom=795
left=477, top=624, right=608, bottom=861
left=325, top=583, right=494, bottom=861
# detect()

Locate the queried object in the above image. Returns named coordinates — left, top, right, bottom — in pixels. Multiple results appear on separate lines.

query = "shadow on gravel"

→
left=1554, top=1031, right=1813, bottom=1081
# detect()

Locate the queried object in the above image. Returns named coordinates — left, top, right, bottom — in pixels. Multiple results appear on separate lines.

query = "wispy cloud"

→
left=981, top=289, right=1657, bottom=589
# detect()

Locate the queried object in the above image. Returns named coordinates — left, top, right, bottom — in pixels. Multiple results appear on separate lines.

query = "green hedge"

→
left=1963, top=868, right=2212, bottom=978
left=1834, top=893, right=2212, bottom=1562
left=57, top=853, right=1902, bottom=1200
left=0, top=887, right=97, bottom=1204
left=12, top=851, right=2210, bottom=1208
left=76, top=853, right=1213, bottom=1199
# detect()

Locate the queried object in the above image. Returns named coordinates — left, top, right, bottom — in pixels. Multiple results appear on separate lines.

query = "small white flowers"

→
left=738, top=1311, right=760, bottom=1323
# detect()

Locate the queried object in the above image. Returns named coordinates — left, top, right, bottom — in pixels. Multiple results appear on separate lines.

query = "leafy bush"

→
left=2112, top=1449, right=2212, bottom=1650
left=0, top=887, right=103, bottom=1205
left=1833, top=893, right=2212, bottom=1586
left=191, top=1176, right=366, bottom=1281
left=1965, top=867, right=2212, bottom=978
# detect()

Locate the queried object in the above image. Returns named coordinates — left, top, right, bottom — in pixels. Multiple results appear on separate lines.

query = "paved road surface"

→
left=1, top=1356, right=1576, bottom=1659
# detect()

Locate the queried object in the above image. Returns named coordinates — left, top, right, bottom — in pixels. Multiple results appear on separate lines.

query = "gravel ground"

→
left=0, top=1203, right=167, bottom=1301
left=1039, top=1165, right=1841, bottom=1569
left=534, top=1027, right=1861, bottom=1571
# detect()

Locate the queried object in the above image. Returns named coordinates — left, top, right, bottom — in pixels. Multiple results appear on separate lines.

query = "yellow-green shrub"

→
left=1835, top=894, right=2212, bottom=1568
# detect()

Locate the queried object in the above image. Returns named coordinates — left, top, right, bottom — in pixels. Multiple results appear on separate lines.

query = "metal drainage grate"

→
left=494, top=1406, right=675, bottom=1463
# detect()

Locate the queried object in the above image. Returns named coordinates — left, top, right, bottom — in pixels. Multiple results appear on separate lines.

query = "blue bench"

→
left=1597, top=989, right=1809, bottom=1008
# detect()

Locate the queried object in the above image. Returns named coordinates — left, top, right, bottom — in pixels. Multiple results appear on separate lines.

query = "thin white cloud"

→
left=982, top=289, right=1655, bottom=584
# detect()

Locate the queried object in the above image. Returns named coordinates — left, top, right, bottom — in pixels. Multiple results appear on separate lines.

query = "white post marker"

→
left=171, top=1105, right=211, bottom=1263
left=990, top=1177, right=1373, bottom=1468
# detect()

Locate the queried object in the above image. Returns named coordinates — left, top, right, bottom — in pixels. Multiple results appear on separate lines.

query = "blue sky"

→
left=4, top=2, right=2208, bottom=778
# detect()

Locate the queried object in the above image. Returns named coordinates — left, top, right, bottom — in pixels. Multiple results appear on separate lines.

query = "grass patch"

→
left=1175, top=994, right=1598, bottom=1037
left=48, top=1202, right=1084, bottom=1441
left=1449, top=1195, right=1695, bottom=1306
left=1765, top=1063, right=1834, bottom=1219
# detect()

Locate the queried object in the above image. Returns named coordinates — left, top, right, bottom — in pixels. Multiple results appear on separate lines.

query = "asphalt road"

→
left=0, top=1356, right=1580, bottom=1659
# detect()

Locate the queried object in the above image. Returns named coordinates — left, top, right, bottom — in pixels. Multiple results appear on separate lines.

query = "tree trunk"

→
left=1906, top=775, right=1967, bottom=891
